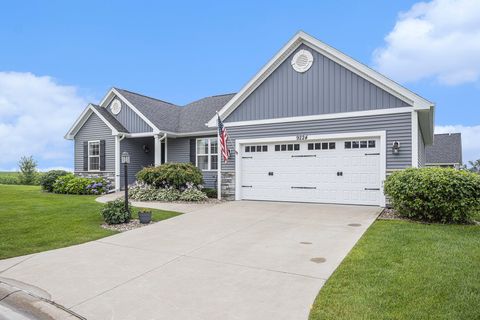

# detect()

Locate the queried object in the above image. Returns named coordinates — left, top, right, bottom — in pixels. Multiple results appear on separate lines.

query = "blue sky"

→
left=0, top=0, right=479, bottom=170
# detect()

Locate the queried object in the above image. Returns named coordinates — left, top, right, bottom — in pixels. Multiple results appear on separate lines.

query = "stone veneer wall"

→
left=221, top=172, right=235, bottom=200
left=75, top=171, right=116, bottom=191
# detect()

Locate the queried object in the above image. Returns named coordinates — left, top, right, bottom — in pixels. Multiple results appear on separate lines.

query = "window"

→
left=344, top=140, right=377, bottom=149
left=196, top=138, right=218, bottom=171
left=88, top=141, right=100, bottom=171
left=307, top=142, right=336, bottom=150
left=275, top=144, right=300, bottom=151
left=244, top=145, right=268, bottom=153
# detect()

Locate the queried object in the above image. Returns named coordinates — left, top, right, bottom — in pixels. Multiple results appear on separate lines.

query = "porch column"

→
left=114, top=135, right=121, bottom=191
left=154, top=134, right=162, bottom=166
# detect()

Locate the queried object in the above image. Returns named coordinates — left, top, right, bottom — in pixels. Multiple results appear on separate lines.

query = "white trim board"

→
left=234, top=130, right=387, bottom=207
left=65, top=104, right=125, bottom=139
left=222, top=107, right=413, bottom=128
left=207, top=31, right=434, bottom=128
left=99, top=88, right=160, bottom=134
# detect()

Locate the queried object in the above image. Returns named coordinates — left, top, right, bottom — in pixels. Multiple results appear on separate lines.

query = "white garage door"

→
left=239, top=137, right=382, bottom=206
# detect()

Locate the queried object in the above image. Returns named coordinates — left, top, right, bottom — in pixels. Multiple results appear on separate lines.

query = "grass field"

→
left=0, top=184, right=182, bottom=259
left=309, top=220, right=480, bottom=320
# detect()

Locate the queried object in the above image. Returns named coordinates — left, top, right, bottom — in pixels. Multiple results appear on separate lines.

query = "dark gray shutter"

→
left=190, top=139, right=196, bottom=164
left=83, top=141, right=88, bottom=171
left=100, top=140, right=106, bottom=171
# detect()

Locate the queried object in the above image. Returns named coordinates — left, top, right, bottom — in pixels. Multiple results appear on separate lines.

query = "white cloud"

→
left=373, top=0, right=480, bottom=85
left=0, top=72, right=87, bottom=171
left=435, top=124, right=480, bottom=163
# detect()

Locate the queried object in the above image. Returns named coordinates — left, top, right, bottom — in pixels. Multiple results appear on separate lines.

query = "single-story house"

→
left=426, top=133, right=462, bottom=168
left=65, top=31, right=435, bottom=206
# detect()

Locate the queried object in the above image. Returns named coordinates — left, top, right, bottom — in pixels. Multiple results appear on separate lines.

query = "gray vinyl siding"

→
left=120, top=137, right=154, bottom=187
left=108, top=97, right=153, bottom=133
left=226, top=44, right=409, bottom=123
left=166, top=137, right=190, bottom=163
left=167, top=137, right=217, bottom=188
left=418, top=127, right=426, bottom=167
left=74, top=113, right=115, bottom=172
left=222, top=112, right=412, bottom=172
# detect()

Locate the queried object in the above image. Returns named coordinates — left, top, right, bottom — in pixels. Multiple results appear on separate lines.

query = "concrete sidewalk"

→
left=0, top=201, right=381, bottom=320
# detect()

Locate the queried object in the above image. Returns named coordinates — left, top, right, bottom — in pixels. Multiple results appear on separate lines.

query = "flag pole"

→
left=216, top=112, right=222, bottom=200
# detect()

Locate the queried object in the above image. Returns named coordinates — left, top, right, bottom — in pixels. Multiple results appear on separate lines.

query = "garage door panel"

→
left=239, top=137, right=382, bottom=205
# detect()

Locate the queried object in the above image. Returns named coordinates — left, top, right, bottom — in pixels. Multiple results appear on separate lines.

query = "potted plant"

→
left=138, top=210, right=152, bottom=224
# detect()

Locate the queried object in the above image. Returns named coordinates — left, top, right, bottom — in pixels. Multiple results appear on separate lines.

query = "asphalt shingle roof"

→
left=114, top=88, right=235, bottom=134
left=92, top=104, right=129, bottom=133
left=426, top=133, right=462, bottom=165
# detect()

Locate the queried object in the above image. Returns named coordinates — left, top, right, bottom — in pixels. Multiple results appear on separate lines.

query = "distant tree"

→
left=18, top=156, right=38, bottom=185
left=468, top=159, right=480, bottom=173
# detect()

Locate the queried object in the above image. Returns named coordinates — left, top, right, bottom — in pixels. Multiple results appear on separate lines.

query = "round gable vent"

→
left=110, top=99, right=122, bottom=115
left=291, top=49, right=314, bottom=73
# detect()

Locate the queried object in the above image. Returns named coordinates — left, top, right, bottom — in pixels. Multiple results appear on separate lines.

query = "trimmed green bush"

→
left=40, top=170, right=70, bottom=192
left=101, top=199, right=131, bottom=224
left=52, top=174, right=108, bottom=195
left=136, top=163, right=203, bottom=189
left=202, top=188, right=217, bottom=199
left=179, top=187, right=208, bottom=202
left=384, top=167, right=480, bottom=223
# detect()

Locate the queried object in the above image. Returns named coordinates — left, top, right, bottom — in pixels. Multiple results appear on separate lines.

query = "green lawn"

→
left=0, top=184, right=181, bottom=260
left=309, top=220, right=480, bottom=320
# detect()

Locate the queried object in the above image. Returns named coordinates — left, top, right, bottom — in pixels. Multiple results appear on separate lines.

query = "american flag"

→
left=217, top=114, right=230, bottom=163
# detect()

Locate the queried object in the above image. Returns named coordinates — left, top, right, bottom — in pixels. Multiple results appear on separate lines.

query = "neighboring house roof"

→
left=426, top=133, right=462, bottom=165
left=114, top=88, right=235, bottom=134
left=91, top=104, right=129, bottom=133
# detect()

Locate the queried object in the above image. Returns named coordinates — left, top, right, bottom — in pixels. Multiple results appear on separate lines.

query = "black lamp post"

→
left=121, top=151, right=130, bottom=212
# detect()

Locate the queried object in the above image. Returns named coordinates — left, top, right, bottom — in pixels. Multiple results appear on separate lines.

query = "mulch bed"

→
left=101, top=219, right=155, bottom=232
left=378, top=208, right=410, bottom=221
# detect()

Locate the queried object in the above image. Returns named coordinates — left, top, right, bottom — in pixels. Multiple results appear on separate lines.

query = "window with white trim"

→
left=88, top=141, right=100, bottom=171
left=196, top=138, right=218, bottom=171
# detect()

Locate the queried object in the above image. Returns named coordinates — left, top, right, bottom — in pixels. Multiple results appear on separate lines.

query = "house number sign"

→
left=296, top=134, right=308, bottom=141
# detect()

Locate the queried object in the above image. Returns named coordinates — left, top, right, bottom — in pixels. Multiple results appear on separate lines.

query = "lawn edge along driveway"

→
left=309, top=219, right=480, bottom=320
left=0, top=185, right=182, bottom=260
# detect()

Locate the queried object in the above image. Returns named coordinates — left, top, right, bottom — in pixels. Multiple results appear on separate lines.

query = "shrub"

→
left=40, top=170, right=70, bottom=192
left=101, top=199, right=131, bottom=224
left=18, top=156, right=38, bottom=185
left=129, top=182, right=181, bottom=201
left=0, top=172, right=20, bottom=185
left=179, top=187, right=208, bottom=202
left=136, top=163, right=203, bottom=189
left=52, top=174, right=108, bottom=195
left=202, top=188, right=217, bottom=199
left=384, top=167, right=480, bottom=223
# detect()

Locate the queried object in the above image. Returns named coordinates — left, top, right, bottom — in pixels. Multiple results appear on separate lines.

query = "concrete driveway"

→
left=0, top=201, right=381, bottom=320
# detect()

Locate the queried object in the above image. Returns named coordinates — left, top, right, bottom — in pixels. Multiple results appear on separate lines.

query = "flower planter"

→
left=138, top=211, right=152, bottom=224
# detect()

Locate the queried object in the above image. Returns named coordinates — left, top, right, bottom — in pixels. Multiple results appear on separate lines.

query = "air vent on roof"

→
left=110, top=99, right=122, bottom=115
left=291, top=49, right=314, bottom=73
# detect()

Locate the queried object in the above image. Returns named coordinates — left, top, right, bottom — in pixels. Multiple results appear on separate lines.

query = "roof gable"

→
left=225, top=43, right=409, bottom=123
left=207, top=31, right=434, bottom=128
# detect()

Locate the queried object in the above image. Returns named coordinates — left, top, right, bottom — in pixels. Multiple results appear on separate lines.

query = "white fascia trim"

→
left=65, top=104, right=123, bottom=139
left=223, top=107, right=413, bottom=128
left=234, top=130, right=387, bottom=206
left=412, top=110, right=419, bottom=168
left=207, top=31, right=433, bottom=127
left=100, top=88, right=161, bottom=134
